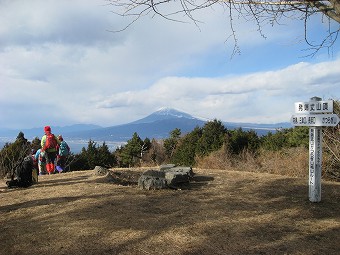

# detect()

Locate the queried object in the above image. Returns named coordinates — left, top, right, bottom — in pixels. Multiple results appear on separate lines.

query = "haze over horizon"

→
left=0, top=107, right=291, bottom=131
left=1, top=0, right=340, bottom=130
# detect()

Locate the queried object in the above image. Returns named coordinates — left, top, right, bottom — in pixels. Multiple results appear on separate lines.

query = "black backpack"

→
left=17, top=156, right=33, bottom=187
left=7, top=156, right=33, bottom=188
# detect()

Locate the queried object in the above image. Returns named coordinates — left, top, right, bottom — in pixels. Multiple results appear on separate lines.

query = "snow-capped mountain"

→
left=131, top=107, right=197, bottom=124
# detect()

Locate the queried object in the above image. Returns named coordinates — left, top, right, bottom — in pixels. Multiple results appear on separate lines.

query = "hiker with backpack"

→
left=56, top=135, right=70, bottom=173
left=41, top=126, right=60, bottom=175
left=35, top=148, right=47, bottom=175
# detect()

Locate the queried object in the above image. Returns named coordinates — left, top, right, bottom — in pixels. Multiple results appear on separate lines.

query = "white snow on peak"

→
left=155, top=107, right=193, bottom=118
left=154, top=107, right=212, bottom=121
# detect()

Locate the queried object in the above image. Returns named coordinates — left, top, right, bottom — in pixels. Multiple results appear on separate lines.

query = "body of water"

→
left=65, top=140, right=125, bottom=153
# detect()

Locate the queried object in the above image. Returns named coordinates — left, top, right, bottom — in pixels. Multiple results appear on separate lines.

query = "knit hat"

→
left=58, top=135, right=63, bottom=141
left=44, top=126, right=51, bottom=133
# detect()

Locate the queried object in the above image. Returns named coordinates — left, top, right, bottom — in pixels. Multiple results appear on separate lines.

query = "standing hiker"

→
left=35, top=148, right=47, bottom=175
left=41, top=126, right=60, bottom=175
left=56, top=135, right=70, bottom=173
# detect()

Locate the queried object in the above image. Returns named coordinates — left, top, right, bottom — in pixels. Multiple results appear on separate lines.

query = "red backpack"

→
left=44, top=133, right=57, bottom=150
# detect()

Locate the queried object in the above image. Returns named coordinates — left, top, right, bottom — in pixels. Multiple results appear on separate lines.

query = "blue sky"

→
left=1, top=0, right=340, bottom=129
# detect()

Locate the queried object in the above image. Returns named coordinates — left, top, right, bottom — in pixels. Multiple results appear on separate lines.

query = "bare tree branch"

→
left=106, top=0, right=340, bottom=55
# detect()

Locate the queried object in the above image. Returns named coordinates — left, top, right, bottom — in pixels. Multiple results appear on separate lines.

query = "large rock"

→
left=138, top=170, right=167, bottom=190
left=161, top=166, right=194, bottom=177
left=93, top=166, right=108, bottom=176
left=162, top=166, right=194, bottom=187
left=138, top=166, right=195, bottom=190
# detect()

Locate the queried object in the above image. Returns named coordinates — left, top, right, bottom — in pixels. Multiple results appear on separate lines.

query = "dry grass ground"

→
left=1, top=168, right=340, bottom=255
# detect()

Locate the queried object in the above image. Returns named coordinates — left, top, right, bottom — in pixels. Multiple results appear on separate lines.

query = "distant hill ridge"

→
left=0, top=108, right=291, bottom=141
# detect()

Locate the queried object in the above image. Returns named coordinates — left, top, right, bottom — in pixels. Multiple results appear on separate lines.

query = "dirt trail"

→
left=1, top=168, right=340, bottom=255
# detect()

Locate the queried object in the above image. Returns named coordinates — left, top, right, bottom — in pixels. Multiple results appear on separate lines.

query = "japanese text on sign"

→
left=294, top=100, right=333, bottom=113
left=290, top=114, right=339, bottom=127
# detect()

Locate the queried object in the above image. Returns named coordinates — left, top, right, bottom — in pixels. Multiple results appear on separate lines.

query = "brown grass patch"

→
left=196, top=147, right=310, bottom=178
left=257, top=147, right=309, bottom=177
left=1, top=168, right=340, bottom=255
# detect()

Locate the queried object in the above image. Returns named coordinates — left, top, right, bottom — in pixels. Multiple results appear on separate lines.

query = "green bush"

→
left=196, top=119, right=227, bottom=157
left=227, top=128, right=260, bottom=155
left=115, top=132, right=150, bottom=167
left=69, top=140, right=117, bottom=170
left=172, top=127, right=202, bottom=166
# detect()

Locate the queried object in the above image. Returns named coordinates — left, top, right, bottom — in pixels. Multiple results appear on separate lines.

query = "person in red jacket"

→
left=41, top=126, right=60, bottom=174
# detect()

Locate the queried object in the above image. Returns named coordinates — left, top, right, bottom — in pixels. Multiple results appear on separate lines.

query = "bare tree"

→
left=106, top=0, right=340, bottom=56
left=0, top=142, right=31, bottom=179
left=323, top=100, right=340, bottom=180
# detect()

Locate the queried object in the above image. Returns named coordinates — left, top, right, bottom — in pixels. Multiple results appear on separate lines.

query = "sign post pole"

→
left=309, top=126, right=322, bottom=202
left=308, top=97, right=323, bottom=202
left=290, top=96, right=339, bottom=202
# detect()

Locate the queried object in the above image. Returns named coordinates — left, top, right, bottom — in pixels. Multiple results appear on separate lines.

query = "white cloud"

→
left=94, top=58, right=340, bottom=124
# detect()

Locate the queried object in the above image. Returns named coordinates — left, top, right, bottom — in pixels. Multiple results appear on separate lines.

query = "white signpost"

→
left=290, top=97, right=339, bottom=202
